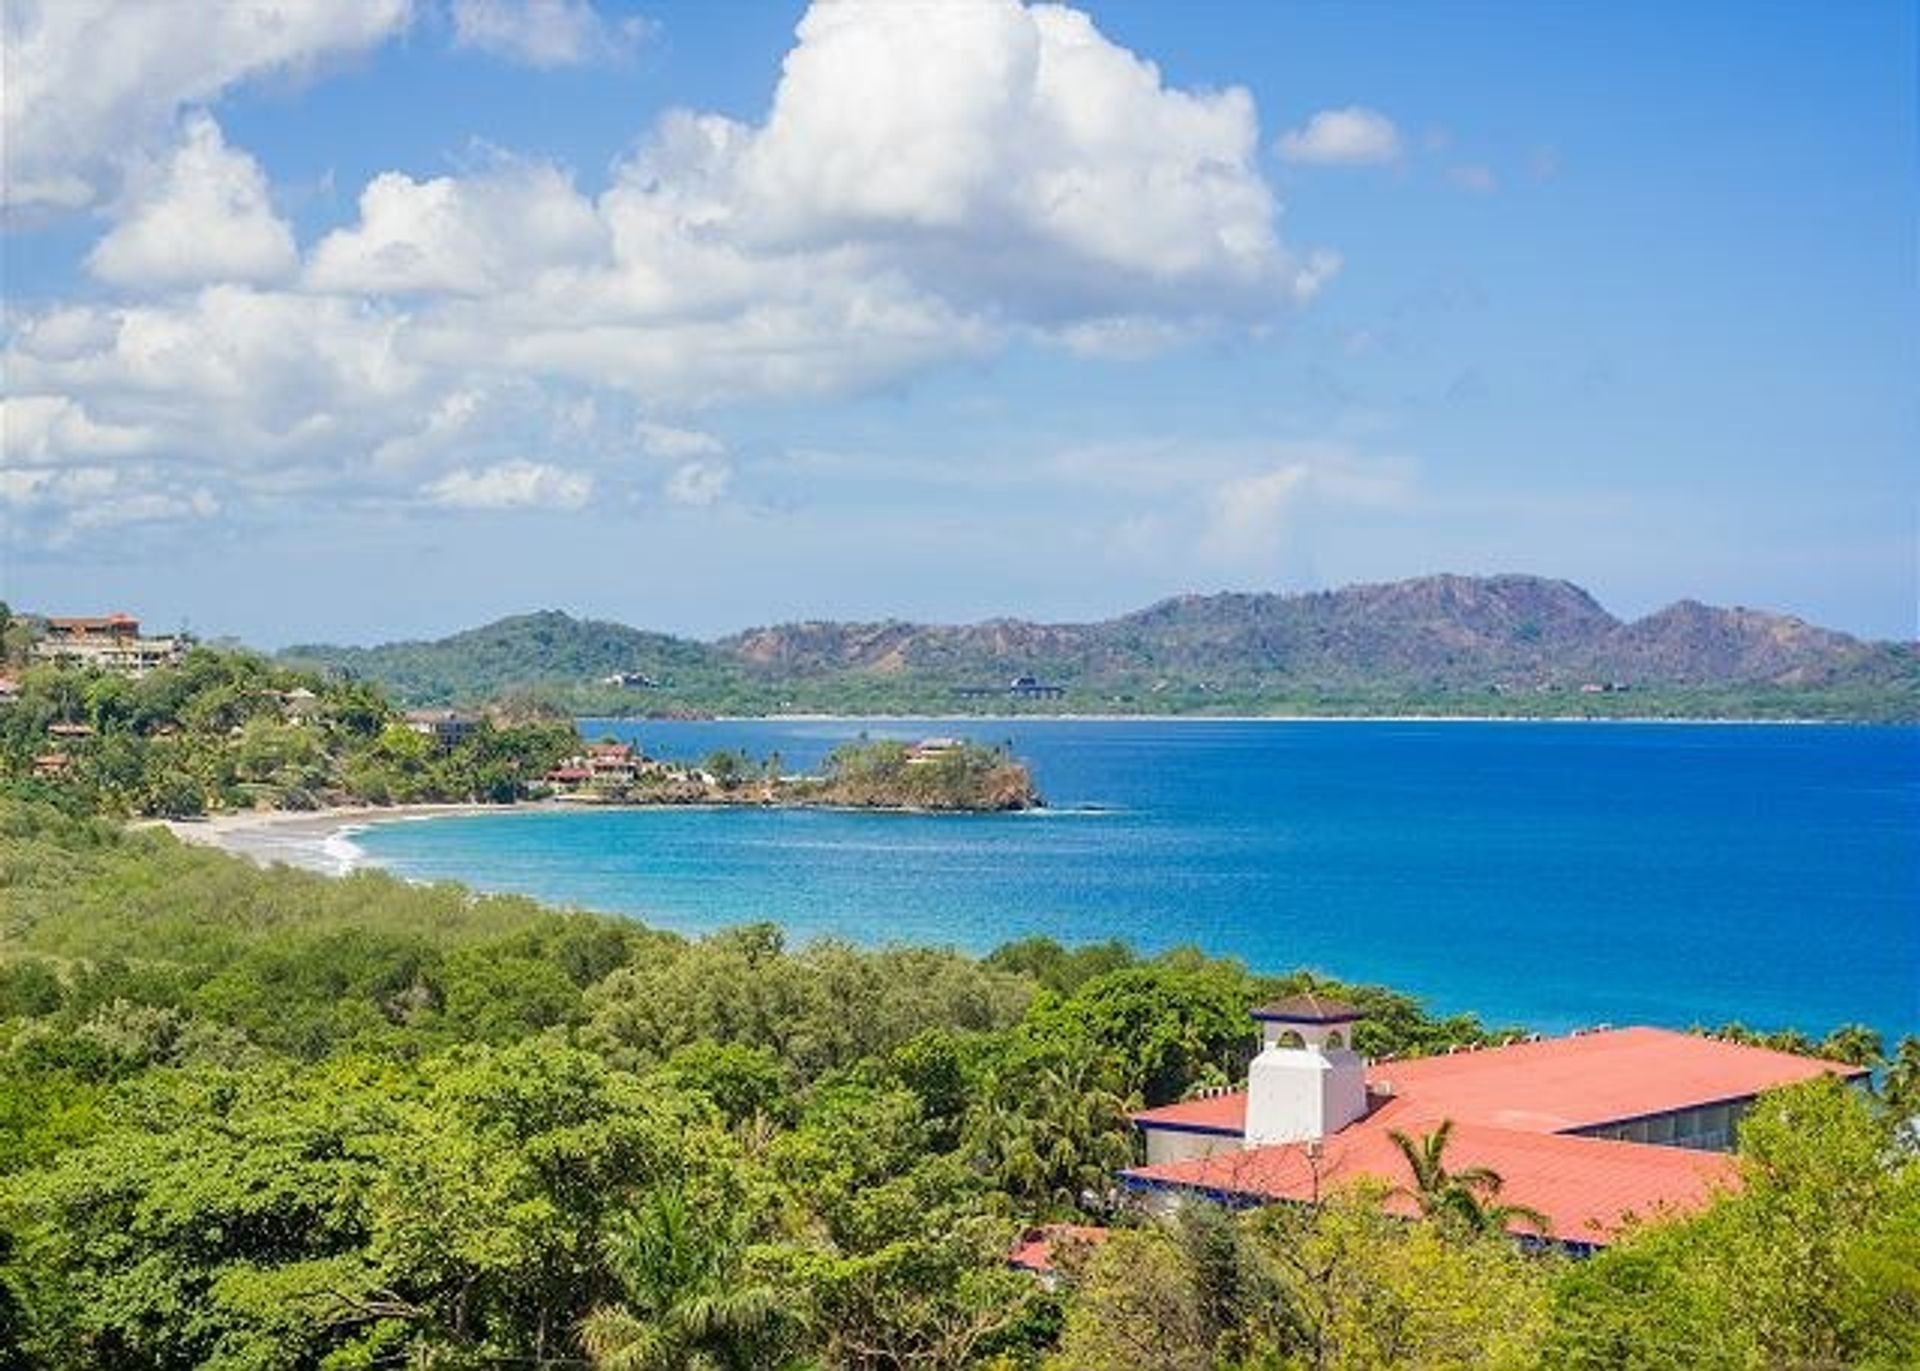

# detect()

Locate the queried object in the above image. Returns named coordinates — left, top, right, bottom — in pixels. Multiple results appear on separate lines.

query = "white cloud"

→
left=2, top=0, right=410, bottom=213
left=1, top=394, right=155, bottom=463
left=1276, top=106, right=1403, bottom=165
left=663, top=458, right=731, bottom=507
left=450, top=0, right=650, bottom=68
left=425, top=460, right=593, bottom=510
left=1205, top=464, right=1312, bottom=561
left=87, top=114, right=297, bottom=287
left=307, top=158, right=605, bottom=294
left=10, top=0, right=1348, bottom=542
left=636, top=421, right=726, bottom=460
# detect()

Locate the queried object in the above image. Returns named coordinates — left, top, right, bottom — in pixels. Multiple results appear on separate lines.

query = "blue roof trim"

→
left=1250, top=1008, right=1364, bottom=1024
left=1131, top=1118, right=1245, bottom=1139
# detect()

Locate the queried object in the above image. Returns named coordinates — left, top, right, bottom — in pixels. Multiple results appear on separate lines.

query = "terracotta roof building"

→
left=32, top=612, right=187, bottom=676
left=1126, top=1010, right=1865, bottom=1251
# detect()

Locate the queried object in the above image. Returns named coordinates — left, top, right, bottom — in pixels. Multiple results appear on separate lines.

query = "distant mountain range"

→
left=278, top=574, right=1918, bottom=719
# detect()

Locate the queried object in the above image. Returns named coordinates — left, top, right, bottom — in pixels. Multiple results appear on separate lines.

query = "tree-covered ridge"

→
left=0, top=643, right=578, bottom=817
left=1, top=802, right=1915, bottom=1367
left=273, top=575, right=1920, bottom=720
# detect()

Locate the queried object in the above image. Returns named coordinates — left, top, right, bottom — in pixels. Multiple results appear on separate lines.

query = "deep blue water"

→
left=353, top=720, right=1920, bottom=1037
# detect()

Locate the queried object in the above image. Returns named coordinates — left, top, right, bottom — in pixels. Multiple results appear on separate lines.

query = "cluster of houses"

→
left=1012, top=996, right=1866, bottom=1276
left=6, top=613, right=186, bottom=780
left=540, top=740, right=662, bottom=798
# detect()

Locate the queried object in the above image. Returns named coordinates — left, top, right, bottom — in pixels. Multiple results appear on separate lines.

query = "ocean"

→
left=351, top=719, right=1919, bottom=1037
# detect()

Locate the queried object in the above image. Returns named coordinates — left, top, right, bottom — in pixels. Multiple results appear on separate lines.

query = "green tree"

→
left=1387, top=1119, right=1550, bottom=1238
left=581, top=1185, right=798, bottom=1370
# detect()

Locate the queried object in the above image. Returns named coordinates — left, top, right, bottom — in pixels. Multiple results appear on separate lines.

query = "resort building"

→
left=32, top=614, right=188, bottom=676
left=1124, top=996, right=1865, bottom=1251
left=403, top=710, right=478, bottom=748
left=545, top=741, right=649, bottom=796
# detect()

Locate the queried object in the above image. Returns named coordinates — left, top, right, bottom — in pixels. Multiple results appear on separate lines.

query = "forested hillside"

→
left=0, top=644, right=577, bottom=817
left=277, top=575, right=1919, bottom=719
left=2, top=803, right=1916, bottom=1368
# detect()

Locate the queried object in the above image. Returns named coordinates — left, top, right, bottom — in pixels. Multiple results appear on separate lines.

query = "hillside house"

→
left=1124, top=996, right=1865, bottom=1252
left=403, top=711, right=478, bottom=748
left=32, top=614, right=187, bottom=676
left=545, top=740, right=648, bottom=796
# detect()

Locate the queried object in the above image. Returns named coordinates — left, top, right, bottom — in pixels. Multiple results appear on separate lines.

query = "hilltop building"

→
left=32, top=614, right=188, bottom=676
left=403, top=711, right=478, bottom=748
left=1123, top=996, right=1865, bottom=1251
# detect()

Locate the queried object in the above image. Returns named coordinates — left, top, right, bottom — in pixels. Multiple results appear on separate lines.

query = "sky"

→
left=2, top=0, right=1914, bottom=647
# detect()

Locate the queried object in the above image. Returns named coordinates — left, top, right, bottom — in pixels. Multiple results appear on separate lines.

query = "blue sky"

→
left=3, top=0, right=1913, bottom=645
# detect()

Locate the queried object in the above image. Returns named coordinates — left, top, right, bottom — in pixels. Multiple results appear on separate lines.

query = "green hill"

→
left=276, top=575, right=1920, bottom=720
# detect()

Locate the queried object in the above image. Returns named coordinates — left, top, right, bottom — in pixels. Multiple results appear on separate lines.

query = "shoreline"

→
left=597, top=712, right=1899, bottom=727
left=149, top=802, right=537, bottom=873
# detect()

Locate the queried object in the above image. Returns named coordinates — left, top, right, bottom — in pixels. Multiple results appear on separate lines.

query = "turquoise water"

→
left=354, top=720, right=1919, bottom=1037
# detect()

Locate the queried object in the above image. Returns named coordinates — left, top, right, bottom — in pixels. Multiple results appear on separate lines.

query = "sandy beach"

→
left=147, top=802, right=535, bottom=873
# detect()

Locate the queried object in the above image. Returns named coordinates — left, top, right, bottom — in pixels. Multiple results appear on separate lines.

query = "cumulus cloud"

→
left=450, top=0, right=651, bottom=68
left=1276, top=106, right=1402, bottom=165
left=307, top=158, right=605, bottom=294
left=2, top=395, right=155, bottom=463
left=425, top=460, right=593, bottom=510
left=1, top=0, right=409, bottom=213
left=9, top=0, right=1347, bottom=542
left=87, top=114, right=297, bottom=288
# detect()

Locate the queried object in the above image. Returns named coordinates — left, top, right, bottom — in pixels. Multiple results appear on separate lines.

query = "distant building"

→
left=31, top=753, right=71, bottom=778
left=403, top=710, right=478, bottom=748
left=282, top=687, right=321, bottom=720
left=955, top=674, right=1067, bottom=701
left=1124, top=997, right=1865, bottom=1252
left=905, top=737, right=965, bottom=765
left=598, top=671, right=661, bottom=689
left=0, top=675, right=19, bottom=706
left=32, top=614, right=188, bottom=676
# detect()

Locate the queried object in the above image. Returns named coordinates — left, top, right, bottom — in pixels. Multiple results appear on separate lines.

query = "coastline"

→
left=148, top=802, right=535, bottom=874
left=630, top=712, right=1888, bottom=727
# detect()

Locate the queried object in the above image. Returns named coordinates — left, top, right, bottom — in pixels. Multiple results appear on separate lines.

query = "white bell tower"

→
left=1244, top=994, right=1370, bottom=1146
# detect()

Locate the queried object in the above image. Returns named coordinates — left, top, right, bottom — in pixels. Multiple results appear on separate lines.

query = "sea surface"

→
left=352, top=720, right=1920, bottom=1037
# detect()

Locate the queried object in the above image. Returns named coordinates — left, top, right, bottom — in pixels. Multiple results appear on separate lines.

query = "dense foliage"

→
left=0, top=641, right=583, bottom=818
left=2, top=801, right=1915, bottom=1367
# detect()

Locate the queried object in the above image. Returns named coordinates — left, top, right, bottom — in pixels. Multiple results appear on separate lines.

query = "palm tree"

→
left=1386, top=1120, right=1550, bottom=1239
left=968, top=1052, right=1133, bottom=1213
left=580, top=1185, right=797, bottom=1370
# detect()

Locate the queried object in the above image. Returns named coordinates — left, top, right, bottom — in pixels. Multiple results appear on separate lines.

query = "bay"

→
left=353, top=719, right=1919, bottom=1037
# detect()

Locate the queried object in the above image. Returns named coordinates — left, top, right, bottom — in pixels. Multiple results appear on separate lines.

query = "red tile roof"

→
left=1129, top=1104, right=1736, bottom=1247
left=1133, top=1027, right=1862, bottom=1138
left=1127, top=1027, right=1864, bottom=1246
left=1008, top=1224, right=1110, bottom=1274
left=1134, top=1091, right=1248, bottom=1134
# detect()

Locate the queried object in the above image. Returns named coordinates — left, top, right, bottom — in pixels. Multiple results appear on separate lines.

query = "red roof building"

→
left=1127, top=1017, right=1865, bottom=1251
left=1008, top=1224, right=1110, bottom=1280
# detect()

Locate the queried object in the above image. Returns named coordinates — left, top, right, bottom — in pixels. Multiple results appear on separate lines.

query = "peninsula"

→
left=0, top=619, right=1039, bottom=819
